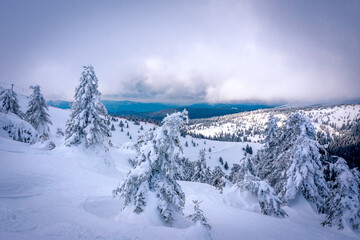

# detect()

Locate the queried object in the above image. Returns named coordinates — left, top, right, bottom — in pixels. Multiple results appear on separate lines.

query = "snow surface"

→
left=189, top=104, right=360, bottom=142
left=0, top=93, right=359, bottom=239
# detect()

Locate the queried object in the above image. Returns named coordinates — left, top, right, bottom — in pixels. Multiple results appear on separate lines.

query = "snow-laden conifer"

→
left=263, top=114, right=279, bottom=147
left=65, top=65, right=110, bottom=147
left=229, top=154, right=256, bottom=184
left=211, top=166, right=226, bottom=193
left=0, top=85, right=23, bottom=118
left=237, top=173, right=287, bottom=217
left=113, top=110, right=188, bottom=225
left=257, top=113, right=329, bottom=213
left=191, top=149, right=212, bottom=184
left=322, top=157, right=360, bottom=230
left=26, top=85, right=52, bottom=139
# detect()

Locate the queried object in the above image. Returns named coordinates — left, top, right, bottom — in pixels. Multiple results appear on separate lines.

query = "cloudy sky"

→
left=1, top=0, right=359, bottom=104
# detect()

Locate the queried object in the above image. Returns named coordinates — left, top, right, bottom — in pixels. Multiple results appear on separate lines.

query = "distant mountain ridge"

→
left=47, top=100, right=274, bottom=120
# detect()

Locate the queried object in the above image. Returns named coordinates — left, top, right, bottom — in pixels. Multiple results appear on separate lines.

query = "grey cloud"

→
left=0, top=0, right=359, bottom=104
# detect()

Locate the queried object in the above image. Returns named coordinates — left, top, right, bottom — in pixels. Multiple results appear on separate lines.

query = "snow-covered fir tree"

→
left=191, top=149, right=212, bottom=184
left=322, top=157, right=360, bottom=230
left=228, top=163, right=241, bottom=183
left=263, top=114, right=279, bottom=147
left=26, top=85, right=52, bottom=139
left=119, top=120, right=124, bottom=128
left=0, top=85, right=23, bottom=118
left=211, top=166, right=226, bottom=193
left=237, top=173, right=287, bottom=218
left=174, top=157, right=195, bottom=182
left=113, top=110, right=188, bottom=225
left=65, top=65, right=110, bottom=147
left=228, top=154, right=256, bottom=184
left=256, top=113, right=329, bottom=213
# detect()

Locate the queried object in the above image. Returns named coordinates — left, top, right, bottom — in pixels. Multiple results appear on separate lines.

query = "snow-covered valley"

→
left=0, top=91, right=359, bottom=240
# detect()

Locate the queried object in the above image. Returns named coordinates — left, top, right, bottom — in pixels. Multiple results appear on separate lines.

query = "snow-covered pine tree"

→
left=322, top=157, right=360, bottom=230
left=258, top=113, right=329, bottom=213
left=0, top=85, right=23, bottom=118
left=228, top=154, right=256, bottom=184
left=211, top=166, right=226, bottom=193
left=174, top=157, right=195, bottom=182
left=119, top=120, right=124, bottom=128
left=113, top=110, right=188, bottom=225
left=255, top=114, right=280, bottom=180
left=263, top=114, right=279, bottom=147
left=65, top=65, right=110, bottom=147
left=228, top=163, right=241, bottom=183
left=26, top=85, right=52, bottom=139
left=237, top=173, right=287, bottom=218
left=191, top=149, right=212, bottom=184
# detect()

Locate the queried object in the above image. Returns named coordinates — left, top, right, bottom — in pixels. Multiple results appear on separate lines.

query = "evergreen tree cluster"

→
left=0, top=84, right=52, bottom=143
left=224, top=112, right=360, bottom=229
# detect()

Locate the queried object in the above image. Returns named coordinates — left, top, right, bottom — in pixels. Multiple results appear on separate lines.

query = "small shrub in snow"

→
left=46, top=141, right=56, bottom=150
left=56, top=128, right=64, bottom=136
left=186, top=200, right=212, bottom=230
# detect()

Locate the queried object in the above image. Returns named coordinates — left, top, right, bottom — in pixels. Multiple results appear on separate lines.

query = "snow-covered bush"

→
left=186, top=200, right=212, bottom=230
left=46, top=141, right=56, bottom=150
left=237, top=173, right=287, bottom=218
left=26, top=85, right=52, bottom=139
left=322, top=157, right=360, bottom=230
left=113, top=110, right=188, bottom=225
left=65, top=65, right=110, bottom=147
left=56, top=128, right=64, bottom=136
left=0, top=112, right=37, bottom=143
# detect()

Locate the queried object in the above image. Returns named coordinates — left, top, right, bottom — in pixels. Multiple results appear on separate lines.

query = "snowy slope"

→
left=189, top=104, right=360, bottom=142
left=0, top=94, right=359, bottom=239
